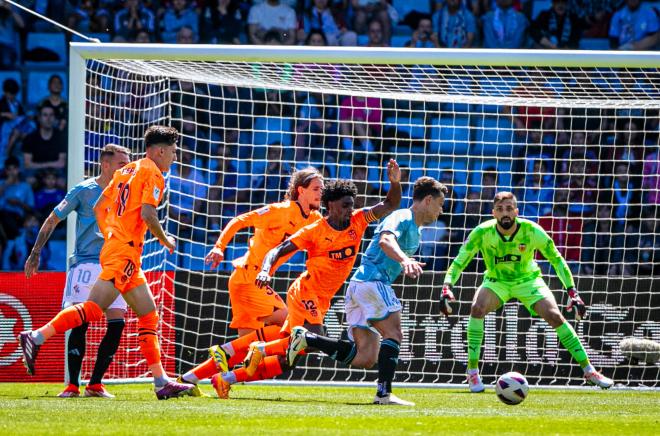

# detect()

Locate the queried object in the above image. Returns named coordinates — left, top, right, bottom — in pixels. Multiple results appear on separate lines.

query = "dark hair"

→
left=2, top=78, right=19, bottom=94
left=412, top=176, right=448, bottom=201
left=4, top=156, right=19, bottom=168
left=305, top=28, right=328, bottom=45
left=144, top=125, right=178, bottom=148
left=264, top=30, right=283, bottom=44
left=100, top=143, right=131, bottom=161
left=493, top=191, right=517, bottom=206
left=286, top=166, right=323, bottom=201
left=322, top=179, right=357, bottom=209
left=48, top=74, right=63, bottom=87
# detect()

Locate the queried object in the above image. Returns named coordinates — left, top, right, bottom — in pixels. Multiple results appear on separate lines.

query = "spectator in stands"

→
left=304, top=28, right=328, bottom=46
left=40, top=74, right=68, bottom=132
left=559, top=131, right=599, bottom=175
left=419, top=217, right=449, bottom=272
left=34, top=169, right=65, bottom=219
left=479, top=168, right=498, bottom=215
left=22, top=105, right=67, bottom=176
left=248, top=0, right=296, bottom=45
left=169, top=148, right=209, bottom=239
left=365, top=18, right=389, bottom=47
left=0, top=157, right=34, bottom=254
left=250, top=144, right=292, bottom=205
left=208, top=144, right=247, bottom=228
left=634, top=209, right=660, bottom=275
left=301, top=0, right=357, bottom=46
left=642, top=142, right=660, bottom=215
left=176, top=25, right=195, bottom=44
left=134, top=29, right=153, bottom=42
left=67, top=0, right=111, bottom=34
left=352, top=0, right=392, bottom=43
left=201, top=0, right=243, bottom=44
left=351, top=164, right=380, bottom=209
left=514, top=158, right=554, bottom=220
left=531, top=0, right=583, bottom=49
left=338, top=94, right=382, bottom=157
left=570, top=0, right=620, bottom=38
left=114, top=0, right=155, bottom=41
left=0, top=78, right=25, bottom=163
left=161, top=0, right=199, bottom=43
left=482, top=0, right=528, bottom=48
left=405, top=15, right=440, bottom=48
left=609, top=0, right=660, bottom=50
left=538, top=199, right=583, bottom=273
left=608, top=161, right=637, bottom=220
left=580, top=205, right=625, bottom=275
left=2, top=213, right=43, bottom=271
left=0, top=1, right=24, bottom=68
left=295, top=90, right=338, bottom=161
left=559, top=159, right=597, bottom=216
left=433, top=0, right=476, bottom=48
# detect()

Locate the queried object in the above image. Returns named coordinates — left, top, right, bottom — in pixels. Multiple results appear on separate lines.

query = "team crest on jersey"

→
left=348, top=229, right=357, bottom=240
left=519, top=244, right=526, bottom=252
left=56, top=199, right=68, bottom=211
left=153, top=186, right=161, bottom=201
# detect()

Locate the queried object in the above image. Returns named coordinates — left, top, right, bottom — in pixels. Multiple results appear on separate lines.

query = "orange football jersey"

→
left=101, top=157, right=165, bottom=245
left=216, top=200, right=322, bottom=273
left=289, top=208, right=376, bottom=300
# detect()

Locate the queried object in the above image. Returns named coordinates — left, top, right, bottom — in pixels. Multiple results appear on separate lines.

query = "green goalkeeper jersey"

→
left=444, top=218, right=575, bottom=289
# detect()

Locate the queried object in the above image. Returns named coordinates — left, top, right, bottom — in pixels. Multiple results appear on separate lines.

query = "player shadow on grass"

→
left=230, top=395, right=374, bottom=406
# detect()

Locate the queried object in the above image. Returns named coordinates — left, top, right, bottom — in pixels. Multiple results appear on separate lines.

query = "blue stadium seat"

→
left=0, top=71, right=22, bottom=100
left=469, top=158, right=514, bottom=191
left=252, top=116, right=293, bottom=147
left=579, top=38, right=609, bottom=50
left=429, top=116, right=470, bottom=156
left=393, top=0, right=432, bottom=17
left=338, top=160, right=353, bottom=179
left=178, top=241, right=214, bottom=271
left=357, top=35, right=369, bottom=46
left=391, top=35, right=410, bottom=47
left=46, top=240, right=67, bottom=271
left=385, top=116, right=426, bottom=139
left=27, top=71, right=66, bottom=107
left=25, top=32, right=66, bottom=66
left=474, top=76, right=519, bottom=114
left=71, top=33, right=112, bottom=43
left=471, top=116, right=519, bottom=157
left=532, top=0, right=552, bottom=20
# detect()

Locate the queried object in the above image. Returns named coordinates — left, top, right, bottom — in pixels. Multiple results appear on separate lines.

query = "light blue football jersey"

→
left=352, top=208, right=420, bottom=285
left=53, top=177, right=104, bottom=268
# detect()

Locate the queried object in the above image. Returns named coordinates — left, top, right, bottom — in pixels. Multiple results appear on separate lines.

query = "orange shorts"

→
left=281, top=277, right=330, bottom=335
left=98, top=238, right=147, bottom=294
left=228, top=266, right=286, bottom=330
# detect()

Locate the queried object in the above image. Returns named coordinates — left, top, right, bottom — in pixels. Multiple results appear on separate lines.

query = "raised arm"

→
left=24, top=212, right=61, bottom=278
left=369, top=159, right=401, bottom=220
left=254, top=240, right=300, bottom=288
left=141, top=204, right=175, bottom=253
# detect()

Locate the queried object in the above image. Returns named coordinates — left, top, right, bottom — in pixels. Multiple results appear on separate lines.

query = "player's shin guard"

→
left=376, top=339, right=400, bottom=397
left=47, top=301, right=103, bottom=336
left=556, top=322, right=589, bottom=366
left=304, top=333, right=356, bottom=365
left=467, top=317, right=484, bottom=370
left=66, top=323, right=89, bottom=387
left=137, top=311, right=161, bottom=366
left=89, top=318, right=125, bottom=385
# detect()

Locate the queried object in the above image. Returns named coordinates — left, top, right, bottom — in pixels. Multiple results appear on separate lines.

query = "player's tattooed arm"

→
left=141, top=204, right=175, bottom=253
left=370, top=159, right=402, bottom=220
left=255, top=240, right=300, bottom=288
left=24, top=212, right=61, bottom=278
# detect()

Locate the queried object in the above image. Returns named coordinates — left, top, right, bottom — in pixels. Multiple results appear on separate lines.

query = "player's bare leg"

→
left=119, top=283, right=194, bottom=399
left=467, top=286, right=501, bottom=393
left=533, top=297, right=613, bottom=389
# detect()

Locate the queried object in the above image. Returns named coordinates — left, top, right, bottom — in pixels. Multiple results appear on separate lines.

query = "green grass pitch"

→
left=1, top=383, right=658, bottom=435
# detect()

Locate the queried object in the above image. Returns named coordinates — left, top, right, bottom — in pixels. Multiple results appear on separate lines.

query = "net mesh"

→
left=78, top=54, right=659, bottom=387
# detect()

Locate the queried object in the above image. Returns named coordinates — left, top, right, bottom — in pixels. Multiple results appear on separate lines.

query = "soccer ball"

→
left=495, top=372, right=529, bottom=405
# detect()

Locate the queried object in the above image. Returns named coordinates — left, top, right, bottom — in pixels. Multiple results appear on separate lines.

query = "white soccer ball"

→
left=495, top=371, right=529, bottom=405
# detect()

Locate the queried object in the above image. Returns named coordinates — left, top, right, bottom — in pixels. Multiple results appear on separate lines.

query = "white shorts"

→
left=63, top=263, right=127, bottom=311
left=345, top=280, right=401, bottom=340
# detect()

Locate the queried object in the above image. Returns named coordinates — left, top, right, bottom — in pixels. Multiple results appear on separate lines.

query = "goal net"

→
left=70, top=45, right=660, bottom=388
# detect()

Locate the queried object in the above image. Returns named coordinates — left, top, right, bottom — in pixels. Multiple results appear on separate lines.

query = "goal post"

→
left=68, top=43, right=660, bottom=387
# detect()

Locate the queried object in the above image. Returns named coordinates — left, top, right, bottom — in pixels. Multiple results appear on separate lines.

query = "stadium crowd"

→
left=0, top=0, right=658, bottom=274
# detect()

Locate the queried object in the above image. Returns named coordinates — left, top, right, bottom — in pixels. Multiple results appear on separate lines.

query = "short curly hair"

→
left=144, top=125, right=179, bottom=148
left=321, top=179, right=357, bottom=209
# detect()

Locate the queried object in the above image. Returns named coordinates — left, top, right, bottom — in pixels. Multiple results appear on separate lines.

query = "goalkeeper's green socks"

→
left=555, top=322, right=590, bottom=368
left=467, top=317, right=484, bottom=370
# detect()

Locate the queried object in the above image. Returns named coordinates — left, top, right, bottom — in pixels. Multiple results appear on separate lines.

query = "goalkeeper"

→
left=441, top=191, right=613, bottom=392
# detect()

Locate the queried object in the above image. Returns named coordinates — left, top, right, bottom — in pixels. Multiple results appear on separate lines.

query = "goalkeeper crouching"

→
left=441, top=191, right=613, bottom=392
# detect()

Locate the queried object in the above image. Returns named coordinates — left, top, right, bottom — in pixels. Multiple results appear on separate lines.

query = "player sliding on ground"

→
left=24, top=144, right=131, bottom=398
left=19, top=126, right=195, bottom=400
left=287, top=177, right=448, bottom=406
left=209, top=159, right=401, bottom=399
left=440, top=191, right=614, bottom=392
left=177, top=168, right=324, bottom=395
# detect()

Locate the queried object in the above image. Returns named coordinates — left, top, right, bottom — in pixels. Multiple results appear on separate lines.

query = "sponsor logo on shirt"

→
left=328, top=245, right=356, bottom=260
left=153, top=186, right=160, bottom=201
left=494, top=254, right=521, bottom=264
left=56, top=200, right=68, bottom=211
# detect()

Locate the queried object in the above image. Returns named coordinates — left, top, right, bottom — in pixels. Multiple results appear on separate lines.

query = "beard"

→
left=498, top=217, right=514, bottom=230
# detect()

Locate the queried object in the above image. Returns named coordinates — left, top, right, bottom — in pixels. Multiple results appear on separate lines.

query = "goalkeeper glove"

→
left=566, top=287, right=586, bottom=321
left=440, top=283, right=456, bottom=317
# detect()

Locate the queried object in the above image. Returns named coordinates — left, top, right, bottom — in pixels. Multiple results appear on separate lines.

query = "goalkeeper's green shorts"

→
left=480, top=275, right=555, bottom=317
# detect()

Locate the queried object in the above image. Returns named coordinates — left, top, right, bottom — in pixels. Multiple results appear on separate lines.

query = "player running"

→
left=19, top=126, right=195, bottom=400
left=286, top=177, right=448, bottom=406
left=177, top=167, right=324, bottom=394
left=440, top=191, right=614, bottom=392
left=210, top=159, right=402, bottom=399
left=24, top=144, right=130, bottom=398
